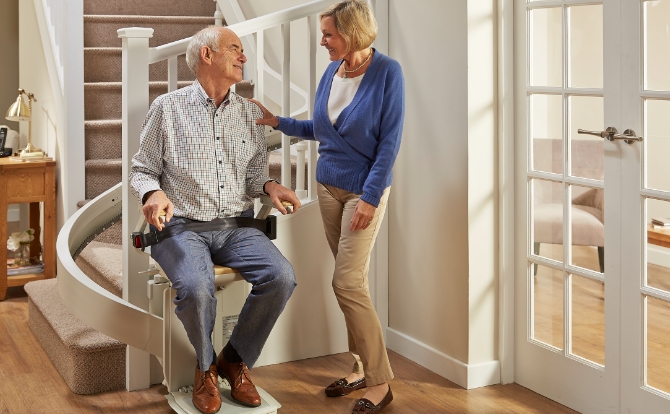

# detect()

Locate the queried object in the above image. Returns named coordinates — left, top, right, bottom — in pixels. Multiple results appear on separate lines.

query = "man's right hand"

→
left=142, top=190, right=174, bottom=231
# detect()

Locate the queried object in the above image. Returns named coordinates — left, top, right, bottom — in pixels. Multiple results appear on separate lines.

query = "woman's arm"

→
left=250, top=98, right=316, bottom=140
left=360, top=62, right=405, bottom=208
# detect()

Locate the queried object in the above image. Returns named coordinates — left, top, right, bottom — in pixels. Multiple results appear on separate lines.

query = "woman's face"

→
left=320, top=16, right=348, bottom=61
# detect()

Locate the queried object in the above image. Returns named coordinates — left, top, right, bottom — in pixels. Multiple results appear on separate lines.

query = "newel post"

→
left=118, top=27, right=153, bottom=392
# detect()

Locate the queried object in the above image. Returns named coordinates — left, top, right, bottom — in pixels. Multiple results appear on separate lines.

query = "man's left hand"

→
left=264, top=181, right=301, bottom=214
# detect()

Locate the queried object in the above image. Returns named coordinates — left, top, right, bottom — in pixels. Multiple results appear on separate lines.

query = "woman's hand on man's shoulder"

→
left=248, top=98, right=279, bottom=128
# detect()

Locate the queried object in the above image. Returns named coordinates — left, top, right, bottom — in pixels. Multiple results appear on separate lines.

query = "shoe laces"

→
left=200, top=370, right=219, bottom=396
left=235, top=363, right=254, bottom=387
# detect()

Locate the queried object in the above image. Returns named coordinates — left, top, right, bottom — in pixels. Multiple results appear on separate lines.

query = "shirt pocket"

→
left=175, top=123, right=214, bottom=171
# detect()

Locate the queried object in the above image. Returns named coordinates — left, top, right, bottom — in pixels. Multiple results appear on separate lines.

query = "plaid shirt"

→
left=129, top=80, right=271, bottom=221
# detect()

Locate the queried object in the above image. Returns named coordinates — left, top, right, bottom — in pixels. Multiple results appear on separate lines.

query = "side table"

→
left=0, top=157, right=56, bottom=300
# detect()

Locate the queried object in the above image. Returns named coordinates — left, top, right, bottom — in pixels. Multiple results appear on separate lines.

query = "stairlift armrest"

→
left=257, top=194, right=293, bottom=219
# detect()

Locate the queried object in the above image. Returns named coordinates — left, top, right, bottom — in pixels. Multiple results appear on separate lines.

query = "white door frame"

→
left=497, top=0, right=517, bottom=386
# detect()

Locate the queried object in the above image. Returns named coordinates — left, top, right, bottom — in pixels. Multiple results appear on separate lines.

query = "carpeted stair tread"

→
left=25, top=279, right=124, bottom=352
left=85, top=0, right=216, bottom=17
left=85, top=48, right=193, bottom=83
left=76, top=241, right=123, bottom=297
left=84, top=15, right=215, bottom=48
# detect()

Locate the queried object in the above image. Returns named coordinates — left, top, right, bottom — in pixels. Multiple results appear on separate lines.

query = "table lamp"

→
left=5, top=89, right=44, bottom=158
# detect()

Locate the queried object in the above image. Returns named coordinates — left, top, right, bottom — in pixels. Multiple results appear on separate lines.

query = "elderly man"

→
left=129, top=26, right=300, bottom=413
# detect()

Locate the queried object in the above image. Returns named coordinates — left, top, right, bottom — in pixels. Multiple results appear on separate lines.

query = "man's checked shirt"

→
left=129, top=80, right=271, bottom=221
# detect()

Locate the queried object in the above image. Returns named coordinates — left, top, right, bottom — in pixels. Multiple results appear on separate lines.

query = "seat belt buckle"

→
left=265, top=215, right=277, bottom=240
left=131, top=232, right=146, bottom=251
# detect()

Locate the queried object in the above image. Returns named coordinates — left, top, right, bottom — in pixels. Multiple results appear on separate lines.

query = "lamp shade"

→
left=6, top=94, right=30, bottom=121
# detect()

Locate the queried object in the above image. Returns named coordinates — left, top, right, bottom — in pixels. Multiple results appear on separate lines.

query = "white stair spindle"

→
left=214, top=2, right=224, bottom=27
left=118, top=27, right=153, bottom=392
left=295, top=141, right=308, bottom=199
left=256, top=29, right=264, bottom=103
left=281, top=22, right=291, bottom=189
left=167, top=56, right=178, bottom=92
left=308, top=14, right=318, bottom=200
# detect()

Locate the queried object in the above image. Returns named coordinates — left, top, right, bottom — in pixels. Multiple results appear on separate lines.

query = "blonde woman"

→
left=253, top=1, right=403, bottom=412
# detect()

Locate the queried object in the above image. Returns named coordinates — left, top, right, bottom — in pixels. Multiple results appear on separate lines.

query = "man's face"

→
left=212, top=31, right=246, bottom=84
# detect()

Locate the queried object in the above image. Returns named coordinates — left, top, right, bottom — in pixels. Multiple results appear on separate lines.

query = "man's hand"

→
left=249, top=98, right=279, bottom=128
left=142, top=190, right=174, bottom=231
left=264, top=181, right=301, bottom=215
left=350, top=199, right=376, bottom=231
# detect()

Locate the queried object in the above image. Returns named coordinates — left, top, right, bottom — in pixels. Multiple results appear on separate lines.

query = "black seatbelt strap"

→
left=131, top=215, right=277, bottom=250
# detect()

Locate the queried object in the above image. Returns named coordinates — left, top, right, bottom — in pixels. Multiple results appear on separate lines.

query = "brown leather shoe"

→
left=217, top=354, right=261, bottom=407
left=352, top=386, right=393, bottom=413
left=193, top=364, right=222, bottom=414
left=325, top=377, right=367, bottom=397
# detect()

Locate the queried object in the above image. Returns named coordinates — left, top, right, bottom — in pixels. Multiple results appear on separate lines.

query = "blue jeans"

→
left=150, top=210, right=296, bottom=372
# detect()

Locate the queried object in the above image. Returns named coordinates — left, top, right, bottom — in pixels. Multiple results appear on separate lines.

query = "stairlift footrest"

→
left=166, top=383, right=280, bottom=414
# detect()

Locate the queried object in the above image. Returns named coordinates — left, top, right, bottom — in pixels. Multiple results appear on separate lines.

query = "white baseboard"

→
left=386, top=327, right=500, bottom=390
left=648, top=244, right=670, bottom=268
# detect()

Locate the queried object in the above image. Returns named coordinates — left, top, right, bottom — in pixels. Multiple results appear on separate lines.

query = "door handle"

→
left=577, top=127, right=643, bottom=144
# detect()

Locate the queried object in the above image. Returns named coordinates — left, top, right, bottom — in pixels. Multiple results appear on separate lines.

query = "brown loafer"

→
left=217, top=354, right=261, bottom=407
left=325, top=377, right=367, bottom=397
left=352, top=386, right=393, bottom=413
left=193, top=364, right=222, bottom=414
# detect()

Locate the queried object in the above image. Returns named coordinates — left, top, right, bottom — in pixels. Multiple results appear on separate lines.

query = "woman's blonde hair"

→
left=321, top=0, right=377, bottom=53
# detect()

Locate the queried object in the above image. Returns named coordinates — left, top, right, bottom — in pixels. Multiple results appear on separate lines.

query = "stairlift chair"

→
left=134, top=195, right=289, bottom=414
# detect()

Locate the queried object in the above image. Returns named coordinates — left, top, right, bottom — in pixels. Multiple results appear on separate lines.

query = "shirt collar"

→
left=191, top=79, right=238, bottom=108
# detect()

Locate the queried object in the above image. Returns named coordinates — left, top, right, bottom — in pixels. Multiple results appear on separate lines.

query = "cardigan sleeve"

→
left=275, top=117, right=316, bottom=140
left=360, top=61, right=405, bottom=207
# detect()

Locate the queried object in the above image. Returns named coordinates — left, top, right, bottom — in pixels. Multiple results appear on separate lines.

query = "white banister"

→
left=118, top=27, right=154, bottom=392
left=281, top=22, right=292, bottom=189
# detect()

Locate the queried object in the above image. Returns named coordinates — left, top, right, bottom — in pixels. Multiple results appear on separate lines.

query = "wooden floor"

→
left=534, top=244, right=670, bottom=393
left=0, top=286, right=575, bottom=413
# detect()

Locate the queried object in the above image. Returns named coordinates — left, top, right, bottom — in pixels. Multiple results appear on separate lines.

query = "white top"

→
left=328, top=73, right=365, bottom=125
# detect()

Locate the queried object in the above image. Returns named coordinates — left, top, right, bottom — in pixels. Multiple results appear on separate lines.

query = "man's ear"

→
left=200, top=46, right=213, bottom=66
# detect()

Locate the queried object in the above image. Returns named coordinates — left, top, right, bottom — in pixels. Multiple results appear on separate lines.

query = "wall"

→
left=1, top=0, right=21, bottom=224
left=0, top=0, right=20, bottom=132
left=387, top=0, right=470, bottom=362
left=19, top=0, right=65, bottom=229
left=386, top=0, right=499, bottom=387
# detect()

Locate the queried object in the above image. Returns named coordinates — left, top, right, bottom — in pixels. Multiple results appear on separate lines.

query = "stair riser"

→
left=85, top=124, right=121, bottom=159
left=85, top=50, right=193, bottom=83
left=85, top=18, right=215, bottom=48
left=85, top=0, right=216, bottom=17
left=86, top=169, right=122, bottom=200
left=84, top=83, right=184, bottom=120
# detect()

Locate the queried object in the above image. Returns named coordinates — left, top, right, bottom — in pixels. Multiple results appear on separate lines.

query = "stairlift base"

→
left=166, top=379, right=280, bottom=414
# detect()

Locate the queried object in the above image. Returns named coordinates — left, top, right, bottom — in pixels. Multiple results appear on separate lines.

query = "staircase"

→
left=26, top=0, right=218, bottom=394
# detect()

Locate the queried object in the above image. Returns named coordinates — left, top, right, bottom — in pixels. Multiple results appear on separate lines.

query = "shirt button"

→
left=220, top=185, right=224, bottom=188
left=218, top=161, right=222, bottom=164
left=216, top=137, right=220, bottom=140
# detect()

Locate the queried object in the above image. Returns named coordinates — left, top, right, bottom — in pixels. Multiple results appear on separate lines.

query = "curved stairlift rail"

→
left=56, top=183, right=164, bottom=358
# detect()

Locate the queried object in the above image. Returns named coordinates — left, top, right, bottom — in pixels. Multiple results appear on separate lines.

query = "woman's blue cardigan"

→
left=275, top=50, right=405, bottom=207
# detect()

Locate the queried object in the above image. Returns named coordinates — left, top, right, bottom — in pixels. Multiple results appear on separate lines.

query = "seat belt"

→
left=131, top=215, right=277, bottom=250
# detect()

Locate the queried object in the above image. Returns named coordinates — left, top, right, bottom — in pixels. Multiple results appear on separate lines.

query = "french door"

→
left=514, top=0, right=670, bottom=412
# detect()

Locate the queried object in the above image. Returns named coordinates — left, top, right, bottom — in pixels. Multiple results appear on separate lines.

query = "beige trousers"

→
left=317, top=183, right=393, bottom=386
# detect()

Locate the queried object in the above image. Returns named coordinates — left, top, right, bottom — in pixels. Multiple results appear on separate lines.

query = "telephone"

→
left=0, top=125, right=18, bottom=157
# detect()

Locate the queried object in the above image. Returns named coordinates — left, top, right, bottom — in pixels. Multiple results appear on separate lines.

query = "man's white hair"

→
left=185, top=27, right=222, bottom=74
